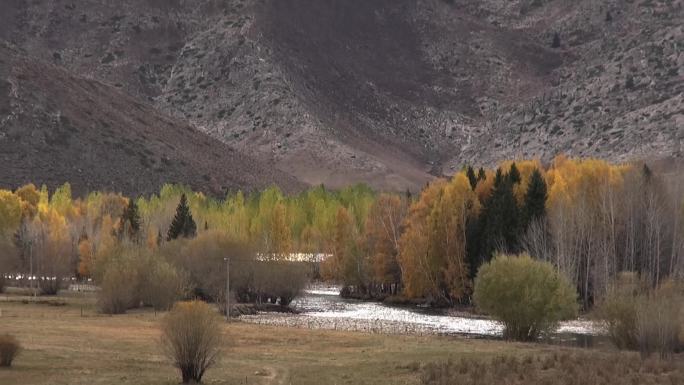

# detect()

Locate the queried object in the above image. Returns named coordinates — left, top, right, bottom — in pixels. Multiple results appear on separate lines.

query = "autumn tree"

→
left=399, top=174, right=479, bottom=304
left=364, top=194, right=408, bottom=295
left=269, top=202, right=292, bottom=259
left=329, top=207, right=367, bottom=292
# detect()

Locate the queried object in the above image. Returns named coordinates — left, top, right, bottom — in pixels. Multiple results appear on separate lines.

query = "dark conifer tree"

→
left=478, top=168, right=521, bottom=263
left=509, top=163, right=521, bottom=185
left=167, top=194, right=197, bottom=241
left=499, top=176, right=520, bottom=251
left=642, top=164, right=652, bottom=180
left=521, top=168, right=548, bottom=230
left=466, top=166, right=478, bottom=190
left=605, top=11, right=613, bottom=22
left=477, top=168, right=486, bottom=181
left=551, top=32, right=561, bottom=48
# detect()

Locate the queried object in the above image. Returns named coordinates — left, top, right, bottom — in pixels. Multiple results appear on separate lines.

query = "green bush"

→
left=474, top=253, right=577, bottom=341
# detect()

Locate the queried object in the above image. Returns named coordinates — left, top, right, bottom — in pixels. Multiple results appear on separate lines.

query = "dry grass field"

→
left=0, top=293, right=681, bottom=385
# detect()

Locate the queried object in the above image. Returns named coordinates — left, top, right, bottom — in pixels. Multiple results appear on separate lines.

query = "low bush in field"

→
left=98, top=263, right=137, bottom=314
left=96, top=247, right=184, bottom=314
left=595, top=272, right=644, bottom=350
left=420, top=351, right=684, bottom=385
left=596, top=274, right=683, bottom=358
left=0, top=334, right=21, bottom=367
left=163, top=231, right=309, bottom=308
left=161, top=301, right=222, bottom=384
left=473, top=253, right=577, bottom=341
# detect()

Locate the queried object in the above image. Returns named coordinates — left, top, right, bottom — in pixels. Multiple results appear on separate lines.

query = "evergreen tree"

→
left=605, top=11, right=613, bottom=22
left=508, top=163, right=521, bottom=185
left=551, top=32, right=561, bottom=48
left=167, top=194, right=197, bottom=241
left=466, top=166, right=478, bottom=190
left=521, top=168, right=548, bottom=230
left=477, top=168, right=486, bottom=181
left=478, top=168, right=521, bottom=263
left=642, top=164, right=652, bottom=180
left=119, top=199, right=141, bottom=242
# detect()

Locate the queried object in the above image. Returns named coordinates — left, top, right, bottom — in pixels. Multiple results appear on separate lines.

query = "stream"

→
left=240, top=286, right=607, bottom=347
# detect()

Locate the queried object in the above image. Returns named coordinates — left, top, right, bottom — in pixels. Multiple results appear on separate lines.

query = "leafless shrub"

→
left=97, top=263, right=137, bottom=314
left=160, top=301, right=222, bottom=383
left=595, top=272, right=645, bottom=350
left=597, top=274, right=683, bottom=357
left=635, top=282, right=683, bottom=359
left=137, top=254, right=185, bottom=311
left=0, top=334, right=21, bottom=367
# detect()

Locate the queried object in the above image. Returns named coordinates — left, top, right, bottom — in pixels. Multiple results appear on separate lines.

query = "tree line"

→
left=324, top=157, right=684, bottom=309
left=0, top=156, right=682, bottom=310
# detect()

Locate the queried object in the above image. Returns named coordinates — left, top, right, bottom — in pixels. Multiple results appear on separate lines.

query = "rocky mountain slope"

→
left=0, top=42, right=302, bottom=196
left=0, top=0, right=681, bottom=192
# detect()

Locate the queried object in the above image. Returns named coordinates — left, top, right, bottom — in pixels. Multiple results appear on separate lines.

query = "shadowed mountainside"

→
left=0, top=42, right=303, bottom=196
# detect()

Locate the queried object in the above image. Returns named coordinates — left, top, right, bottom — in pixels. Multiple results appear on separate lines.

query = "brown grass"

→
left=0, top=292, right=681, bottom=385
left=421, top=352, right=684, bottom=385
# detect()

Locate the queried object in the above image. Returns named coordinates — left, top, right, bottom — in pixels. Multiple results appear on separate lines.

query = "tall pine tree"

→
left=466, top=166, right=478, bottom=190
left=509, top=162, right=521, bottom=184
left=477, top=168, right=486, bottom=181
left=478, top=168, right=521, bottom=263
left=521, top=168, right=548, bottom=231
left=167, top=194, right=197, bottom=241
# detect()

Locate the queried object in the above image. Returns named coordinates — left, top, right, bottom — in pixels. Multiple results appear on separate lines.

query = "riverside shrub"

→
left=597, top=275, right=683, bottom=358
left=474, top=253, right=577, bottom=341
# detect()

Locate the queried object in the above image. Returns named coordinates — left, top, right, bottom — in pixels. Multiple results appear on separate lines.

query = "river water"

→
left=240, top=286, right=604, bottom=345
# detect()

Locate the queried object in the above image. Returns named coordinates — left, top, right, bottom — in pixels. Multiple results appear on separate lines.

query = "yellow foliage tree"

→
left=398, top=174, right=480, bottom=303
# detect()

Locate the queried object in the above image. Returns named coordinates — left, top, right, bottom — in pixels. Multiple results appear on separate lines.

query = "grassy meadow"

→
left=1, top=292, right=682, bottom=385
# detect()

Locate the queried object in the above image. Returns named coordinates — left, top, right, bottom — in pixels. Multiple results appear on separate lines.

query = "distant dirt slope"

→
left=0, top=43, right=303, bottom=196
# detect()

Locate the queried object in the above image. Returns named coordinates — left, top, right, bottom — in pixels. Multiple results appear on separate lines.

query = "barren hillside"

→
left=0, top=42, right=303, bottom=196
left=0, top=0, right=681, bottom=192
